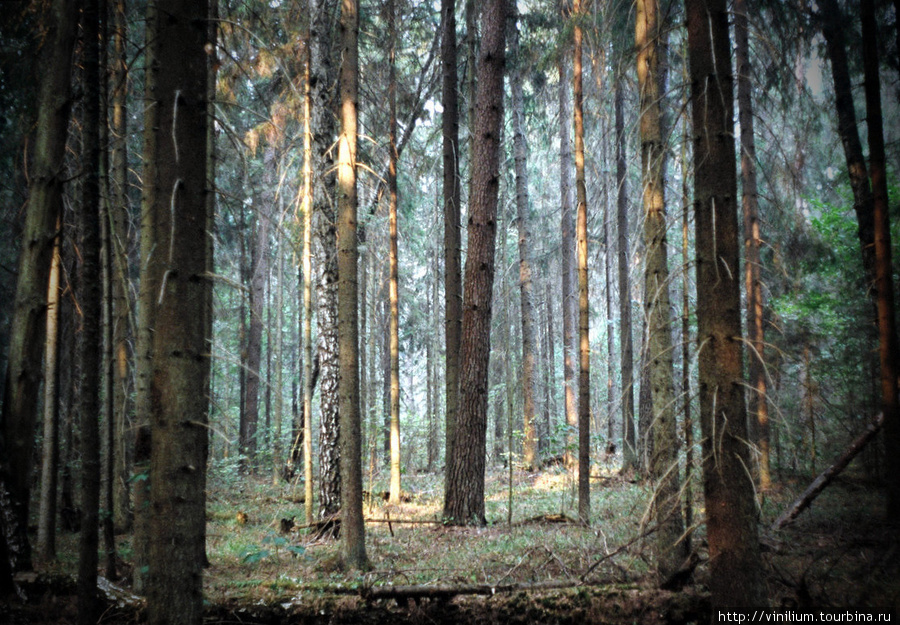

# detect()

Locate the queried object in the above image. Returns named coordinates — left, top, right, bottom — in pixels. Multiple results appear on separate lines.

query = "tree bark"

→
left=388, top=0, right=402, bottom=504
left=443, top=0, right=508, bottom=526
left=573, top=0, right=591, bottom=524
left=509, top=3, right=539, bottom=472
left=685, top=0, right=766, bottom=607
left=302, top=39, right=316, bottom=525
left=861, top=0, right=900, bottom=521
left=636, top=0, right=684, bottom=581
left=0, top=0, right=78, bottom=586
left=144, top=0, right=211, bottom=622
left=337, top=0, right=368, bottom=570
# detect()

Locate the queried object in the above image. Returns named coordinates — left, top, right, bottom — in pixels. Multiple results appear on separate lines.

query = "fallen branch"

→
left=771, top=412, right=884, bottom=531
left=331, top=579, right=587, bottom=601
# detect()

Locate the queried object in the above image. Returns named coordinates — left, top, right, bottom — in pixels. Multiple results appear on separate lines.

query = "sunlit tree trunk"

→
left=444, top=0, right=508, bottom=526
left=77, top=0, right=103, bottom=619
left=302, top=44, right=315, bottom=525
left=144, top=0, right=211, bottom=621
left=861, top=0, right=900, bottom=521
left=636, top=0, right=684, bottom=580
left=572, top=0, right=590, bottom=524
left=337, top=0, right=368, bottom=569
left=734, top=0, right=769, bottom=492
left=0, top=0, right=78, bottom=588
left=558, top=0, right=578, bottom=472
left=509, top=3, right=539, bottom=472
left=685, top=0, right=766, bottom=607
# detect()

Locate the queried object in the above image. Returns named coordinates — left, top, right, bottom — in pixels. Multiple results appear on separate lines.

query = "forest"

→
left=0, top=0, right=898, bottom=623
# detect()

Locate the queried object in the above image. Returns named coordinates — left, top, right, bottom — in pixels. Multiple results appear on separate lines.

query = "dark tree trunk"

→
left=443, top=0, right=508, bottom=526
left=685, top=0, right=766, bottom=607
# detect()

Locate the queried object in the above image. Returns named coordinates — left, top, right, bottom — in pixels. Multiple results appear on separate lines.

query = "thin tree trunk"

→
left=302, top=34, right=315, bottom=526
left=509, top=3, right=539, bottom=472
left=861, top=0, right=900, bottom=521
left=572, top=0, right=590, bottom=524
left=388, top=0, right=402, bottom=504
left=685, top=0, right=766, bottom=606
left=444, top=0, right=508, bottom=526
left=735, top=0, right=769, bottom=491
left=337, top=0, right=367, bottom=569
left=245, top=201, right=269, bottom=469
left=680, top=81, right=693, bottom=552
left=0, top=0, right=78, bottom=587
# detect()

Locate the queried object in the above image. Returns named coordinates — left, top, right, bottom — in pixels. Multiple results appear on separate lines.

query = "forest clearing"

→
left=2, top=0, right=900, bottom=622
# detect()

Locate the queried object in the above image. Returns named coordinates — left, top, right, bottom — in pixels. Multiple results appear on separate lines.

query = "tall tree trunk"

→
left=78, top=0, right=103, bottom=619
left=37, top=232, right=62, bottom=562
left=861, top=0, right=900, bottom=521
left=337, top=0, right=368, bottom=570
left=572, top=0, right=590, bottom=524
left=0, top=0, right=78, bottom=588
left=680, top=85, right=693, bottom=553
left=558, top=0, right=578, bottom=472
left=509, top=3, right=539, bottom=472
left=685, top=0, right=766, bottom=607
left=735, top=0, right=769, bottom=492
left=388, top=0, right=402, bottom=504
left=442, top=0, right=462, bottom=493
left=443, top=0, right=508, bottom=526
left=272, top=205, right=285, bottom=484
left=615, top=73, right=638, bottom=475
left=636, top=0, right=684, bottom=581
left=244, top=202, right=268, bottom=469
left=302, top=42, right=315, bottom=525
left=310, top=0, right=341, bottom=518
left=144, top=0, right=211, bottom=621
left=109, top=0, right=133, bottom=532
left=818, top=0, right=876, bottom=290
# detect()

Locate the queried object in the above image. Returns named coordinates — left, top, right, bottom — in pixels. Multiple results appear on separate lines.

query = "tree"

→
left=509, top=2, right=539, bottom=472
left=572, top=0, right=590, bottom=524
left=860, top=0, right=900, bottom=521
left=442, top=0, right=462, bottom=491
left=143, top=0, right=212, bottom=622
left=444, top=0, right=508, bottom=526
left=0, top=0, right=78, bottom=587
left=685, top=0, right=766, bottom=607
left=635, top=0, right=683, bottom=580
left=336, top=0, right=367, bottom=570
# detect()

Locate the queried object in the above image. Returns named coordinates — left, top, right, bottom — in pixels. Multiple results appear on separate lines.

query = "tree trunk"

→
left=443, top=0, right=508, bottom=526
left=244, top=200, right=268, bottom=469
left=0, top=0, right=78, bottom=587
left=735, top=0, right=769, bottom=492
left=636, top=0, right=684, bottom=581
left=78, top=0, right=103, bottom=619
left=679, top=84, right=693, bottom=553
left=685, top=0, right=766, bottom=607
left=388, top=0, right=402, bottom=505
left=302, top=33, right=316, bottom=526
left=572, top=0, right=590, bottom=524
left=509, top=3, right=539, bottom=472
left=615, top=73, right=637, bottom=475
left=861, top=0, right=900, bottom=521
left=558, top=0, right=578, bottom=473
left=37, top=232, right=62, bottom=562
left=144, top=0, right=211, bottom=621
left=336, top=0, right=367, bottom=570
left=442, top=0, right=463, bottom=494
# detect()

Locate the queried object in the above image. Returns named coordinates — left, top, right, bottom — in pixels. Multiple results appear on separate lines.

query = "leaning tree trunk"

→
left=0, top=0, right=78, bottom=588
left=443, top=0, right=508, bottom=526
left=143, top=0, right=212, bottom=622
left=685, top=0, right=766, bottom=607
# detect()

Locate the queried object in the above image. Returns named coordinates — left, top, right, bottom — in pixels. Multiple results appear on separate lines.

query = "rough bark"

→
left=442, top=0, right=463, bottom=492
left=0, top=0, right=78, bottom=585
left=336, top=0, right=368, bottom=570
left=735, top=0, right=769, bottom=492
left=144, top=0, right=211, bottom=622
left=388, top=0, right=402, bottom=504
left=443, top=0, right=508, bottom=526
left=573, top=0, right=591, bottom=524
left=685, top=0, right=766, bottom=607
left=861, top=0, right=900, bottom=521
left=509, top=4, right=539, bottom=472
left=636, top=0, right=684, bottom=581
left=301, top=40, right=316, bottom=525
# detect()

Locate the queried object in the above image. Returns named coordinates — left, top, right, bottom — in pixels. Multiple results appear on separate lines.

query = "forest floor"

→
left=4, top=455, right=899, bottom=624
